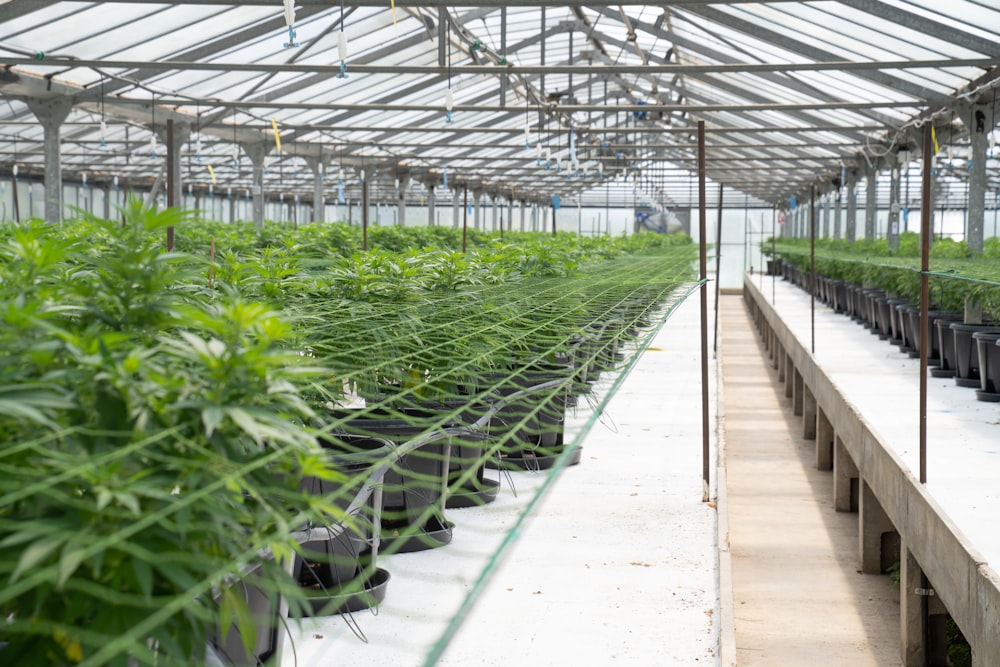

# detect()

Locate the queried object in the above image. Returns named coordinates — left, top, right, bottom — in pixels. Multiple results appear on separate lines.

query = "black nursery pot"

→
left=294, top=434, right=396, bottom=616
left=974, top=332, right=1000, bottom=401
left=933, top=318, right=961, bottom=378
left=885, top=299, right=910, bottom=346
left=950, top=323, right=1000, bottom=389
left=480, top=366, right=579, bottom=472
left=907, top=309, right=957, bottom=361
left=328, top=407, right=456, bottom=553
left=393, top=396, right=500, bottom=509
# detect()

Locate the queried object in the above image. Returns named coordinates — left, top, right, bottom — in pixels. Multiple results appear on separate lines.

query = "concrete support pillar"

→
left=865, top=162, right=878, bottom=240
left=102, top=184, right=112, bottom=220
left=785, top=355, right=794, bottom=399
left=473, top=191, right=482, bottom=230
left=427, top=184, right=436, bottom=226
left=154, top=121, right=191, bottom=212
left=958, top=102, right=990, bottom=254
left=822, top=194, right=830, bottom=238
left=397, top=176, right=410, bottom=226
left=228, top=190, right=236, bottom=223
left=304, top=157, right=326, bottom=223
left=888, top=156, right=901, bottom=252
left=452, top=191, right=461, bottom=229
left=25, top=97, right=73, bottom=223
left=802, top=384, right=816, bottom=440
left=816, top=408, right=834, bottom=470
left=859, top=479, right=894, bottom=574
left=240, top=141, right=269, bottom=228
left=899, top=542, right=927, bottom=666
left=520, top=200, right=527, bottom=231
left=792, top=369, right=804, bottom=416
left=507, top=198, right=513, bottom=233
left=846, top=169, right=858, bottom=244
left=777, top=345, right=786, bottom=383
left=833, top=188, right=843, bottom=239
left=491, top=195, right=498, bottom=231
left=833, top=435, right=858, bottom=512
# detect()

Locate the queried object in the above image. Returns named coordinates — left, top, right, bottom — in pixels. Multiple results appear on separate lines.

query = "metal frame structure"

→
left=0, top=1, right=998, bottom=222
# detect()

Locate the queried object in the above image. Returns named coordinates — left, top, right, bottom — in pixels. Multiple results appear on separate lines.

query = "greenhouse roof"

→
left=0, top=0, right=998, bottom=210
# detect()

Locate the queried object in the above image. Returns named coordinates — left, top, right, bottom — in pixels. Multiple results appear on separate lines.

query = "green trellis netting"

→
left=0, top=201, right=698, bottom=666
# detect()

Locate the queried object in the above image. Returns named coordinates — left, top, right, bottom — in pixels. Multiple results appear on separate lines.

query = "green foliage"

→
left=0, top=206, right=696, bottom=664
left=0, top=200, right=339, bottom=666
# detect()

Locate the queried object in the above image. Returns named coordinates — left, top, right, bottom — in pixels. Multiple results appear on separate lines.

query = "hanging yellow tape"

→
left=271, top=118, right=282, bottom=153
left=207, top=164, right=217, bottom=185
left=390, top=0, right=397, bottom=29
left=931, top=125, right=939, bottom=155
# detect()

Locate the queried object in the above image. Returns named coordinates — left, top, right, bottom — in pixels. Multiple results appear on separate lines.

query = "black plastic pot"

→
left=896, top=304, right=917, bottom=355
left=884, top=299, right=909, bottom=346
left=211, top=559, right=287, bottom=665
left=873, top=294, right=894, bottom=340
left=906, top=309, right=957, bottom=362
left=294, top=433, right=395, bottom=615
left=933, top=318, right=960, bottom=378
left=480, top=368, right=579, bottom=471
left=950, top=323, right=1000, bottom=388
left=832, top=280, right=848, bottom=314
left=329, top=407, right=456, bottom=553
left=974, top=332, right=1000, bottom=401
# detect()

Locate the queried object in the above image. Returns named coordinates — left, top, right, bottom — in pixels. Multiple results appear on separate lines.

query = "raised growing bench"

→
left=743, top=274, right=1000, bottom=666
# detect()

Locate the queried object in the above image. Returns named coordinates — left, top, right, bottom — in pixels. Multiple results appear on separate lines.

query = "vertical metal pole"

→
left=551, top=204, right=557, bottom=237
left=919, top=122, right=932, bottom=485
left=697, top=121, right=710, bottom=503
left=810, top=185, right=816, bottom=354
left=165, top=119, right=175, bottom=250
left=713, top=182, right=723, bottom=354
left=362, top=176, right=369, bottom=251
left=462, top=185, right=468, bottom=252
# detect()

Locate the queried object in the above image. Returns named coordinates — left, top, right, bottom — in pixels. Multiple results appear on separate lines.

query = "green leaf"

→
left=57, top=544, right=88, bottom=588
left=10, top=535, right=63, bottom=583
left=131, top=557, right=153, bottom=599
left=201, top=406, right=224, bottom=438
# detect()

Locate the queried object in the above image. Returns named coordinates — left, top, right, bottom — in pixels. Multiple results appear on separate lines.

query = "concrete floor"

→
left=719, top=294, right=902, bottom=666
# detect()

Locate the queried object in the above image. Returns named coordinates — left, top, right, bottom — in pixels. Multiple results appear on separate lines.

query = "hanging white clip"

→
left=100, top=119, right=107, bottom=148
left=283, top=0, right=299, bottom=48
left=337, top=31, right=349, bottom=78
left=149, top=134, right=158, bottom=159
left=445, top=88, right=454, bottom=124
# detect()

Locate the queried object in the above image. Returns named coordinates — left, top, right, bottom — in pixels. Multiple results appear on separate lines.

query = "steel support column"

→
left=888, top=157, right=901, bottom=251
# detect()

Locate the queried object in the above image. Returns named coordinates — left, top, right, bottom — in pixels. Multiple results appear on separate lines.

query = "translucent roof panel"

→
left=0, top=1, right=996, bottom=210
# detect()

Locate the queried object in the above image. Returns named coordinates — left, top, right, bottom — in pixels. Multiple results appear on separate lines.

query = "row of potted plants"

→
left=0, top=202, right=696, bottom=666
left=768, top=234, right=1000, bottom=402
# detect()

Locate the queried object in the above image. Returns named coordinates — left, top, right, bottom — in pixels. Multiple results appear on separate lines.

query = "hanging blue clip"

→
left=337, top=61, right=348, bottom=79
left=284, top=26, right=299, bottom=49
